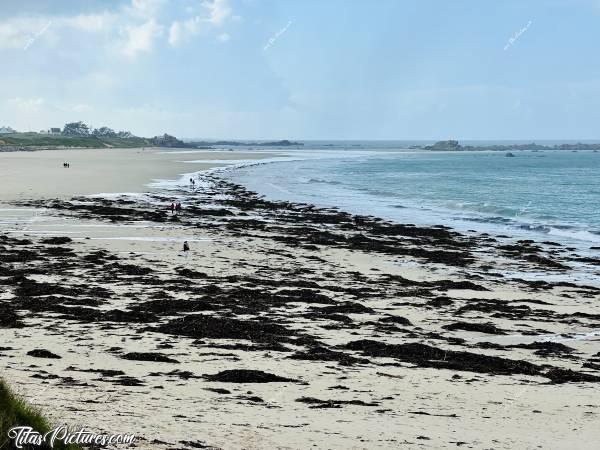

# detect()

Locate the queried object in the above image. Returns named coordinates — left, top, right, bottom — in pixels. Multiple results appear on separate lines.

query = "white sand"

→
left=0, top=147, right=271, bottom=201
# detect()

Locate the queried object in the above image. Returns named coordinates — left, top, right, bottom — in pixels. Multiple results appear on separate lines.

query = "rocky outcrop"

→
left=149, top=133, right=188, bottom=148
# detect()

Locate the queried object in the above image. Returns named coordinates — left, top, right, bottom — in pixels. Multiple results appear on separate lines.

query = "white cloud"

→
left=120, top=19, right=164, bottom=57
left=204, top=0, right=233, bottom=26
left=0, top=14, right=115, bottom=50
left=168, top=16, right=202, bottom=46
left=71, top=103, right=92, bottom=113
left=128, top=0, right=167, bottom=18
left=168, top=22, right=183, bottom=46
left=0, top=18, right=52, bottom=49
left=61, top=13, right=115, bottom=32
left=0, top=1, right=236, bottom=53
left=168, top=0, right=235, bottom=46
left=0, top=24, right=30, bottom=50
left=6, top=97, right=45, bottom=113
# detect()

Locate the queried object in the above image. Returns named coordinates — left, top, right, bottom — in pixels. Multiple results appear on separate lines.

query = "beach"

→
left=0, top=147, right=273, bottom=201
left=1, top=147, right=600, bottom=450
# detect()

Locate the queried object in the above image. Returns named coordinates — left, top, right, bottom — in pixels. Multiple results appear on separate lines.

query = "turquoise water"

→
left=229, top=146, right=600, bottom=247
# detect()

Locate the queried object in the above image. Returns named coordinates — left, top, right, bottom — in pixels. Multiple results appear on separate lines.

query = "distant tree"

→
left=62, top=121, right=90, bottom=136
left=117, top=130, right=133, bottom=138
left=92, top=126, right=117, bottom=137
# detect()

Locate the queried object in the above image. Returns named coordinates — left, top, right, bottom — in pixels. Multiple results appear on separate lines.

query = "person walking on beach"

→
left=182, top=241, right=190, bottom=258
left=169, top=202, right=175, bottom=215
left=175, top=202, right=182, bottom=215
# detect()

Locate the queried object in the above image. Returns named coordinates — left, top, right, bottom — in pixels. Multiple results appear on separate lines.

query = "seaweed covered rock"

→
left=203, top=370, right=297, bottom=383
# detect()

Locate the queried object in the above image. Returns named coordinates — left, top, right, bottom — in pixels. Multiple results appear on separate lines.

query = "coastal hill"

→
left=0, top=132, right=149, bottom=150
left=0, top=122, right=302, bottom=151
left=0, top=122, right=193, bottom=151
left=420, top=140, right=600, bottom=151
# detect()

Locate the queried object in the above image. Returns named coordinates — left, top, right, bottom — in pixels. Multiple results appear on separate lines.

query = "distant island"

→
left=186, top=139, right=303, bottom=147
left=417, top=140, right=600, bottom=152
left=0, top=122, right=302, bottom=151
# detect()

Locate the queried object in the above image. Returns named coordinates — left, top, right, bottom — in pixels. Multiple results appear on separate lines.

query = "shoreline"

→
left=227, top=151, right=600, bottom=287
left=1, top=167, right=600, bottom=448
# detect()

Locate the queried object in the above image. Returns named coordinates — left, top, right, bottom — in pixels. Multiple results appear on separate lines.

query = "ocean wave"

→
left=547, top=227, right=600, bottom=243
left=456, top=215, right=599, bottom=242
left=303, top=177, right=342, bottom=185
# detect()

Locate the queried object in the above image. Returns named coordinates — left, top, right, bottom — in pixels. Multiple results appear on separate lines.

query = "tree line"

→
left=62, top=121, right=133, bottom=138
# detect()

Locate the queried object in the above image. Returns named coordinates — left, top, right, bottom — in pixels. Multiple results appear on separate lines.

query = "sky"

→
left=1, top=0, right=600, bottom=140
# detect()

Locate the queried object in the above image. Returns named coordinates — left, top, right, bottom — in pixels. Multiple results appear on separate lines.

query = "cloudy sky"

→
left=1, top=0, right=600, bottom=139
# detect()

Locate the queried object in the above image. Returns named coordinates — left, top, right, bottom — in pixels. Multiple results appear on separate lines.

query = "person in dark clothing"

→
left=169, top=203, right=175, bottom=214
left=175, top=202, right=182, bottom=214
left=183, top=241, right=190, bottom=258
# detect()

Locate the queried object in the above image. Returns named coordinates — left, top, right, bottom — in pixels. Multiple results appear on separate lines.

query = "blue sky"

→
left=1, top=0, right=600, bottom=139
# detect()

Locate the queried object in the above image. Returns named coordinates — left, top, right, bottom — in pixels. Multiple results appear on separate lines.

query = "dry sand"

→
left=0, top=147, right=270, bottom=201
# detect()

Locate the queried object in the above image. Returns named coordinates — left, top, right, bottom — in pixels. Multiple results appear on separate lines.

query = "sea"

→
left=188, top=140, right=600, bottom=255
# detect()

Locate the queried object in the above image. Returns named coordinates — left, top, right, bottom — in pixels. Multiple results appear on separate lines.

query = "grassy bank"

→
left=0, top=133, right=148, bottom=149
left=0, top=379, right=79, bottom=449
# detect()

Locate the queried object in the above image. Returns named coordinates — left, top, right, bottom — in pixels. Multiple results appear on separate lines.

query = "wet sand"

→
left=1, top=152, right=600, bottom=450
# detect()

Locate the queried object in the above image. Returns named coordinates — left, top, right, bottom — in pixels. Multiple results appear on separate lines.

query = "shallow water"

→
left=226, top=146, right=600, bottom=250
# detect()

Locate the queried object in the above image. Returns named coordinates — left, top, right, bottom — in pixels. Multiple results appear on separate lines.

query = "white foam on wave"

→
left=548, top=227, right=600, bottom=243
left=146, top=172, right=212, bottom=191
left=181, top=159, right=260, bottom=165
left=85, top=192, right=151, bottom=199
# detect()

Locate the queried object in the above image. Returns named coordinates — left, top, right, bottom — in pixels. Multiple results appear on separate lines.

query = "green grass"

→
left=0, top=133, right=149, bottom=149
left=0, top=379, right=81, bottom=449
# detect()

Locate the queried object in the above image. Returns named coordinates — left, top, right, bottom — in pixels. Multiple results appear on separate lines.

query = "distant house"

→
left=0, top=126, right=16, bottom=134
left=49, top=128, right=61, bottom=134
